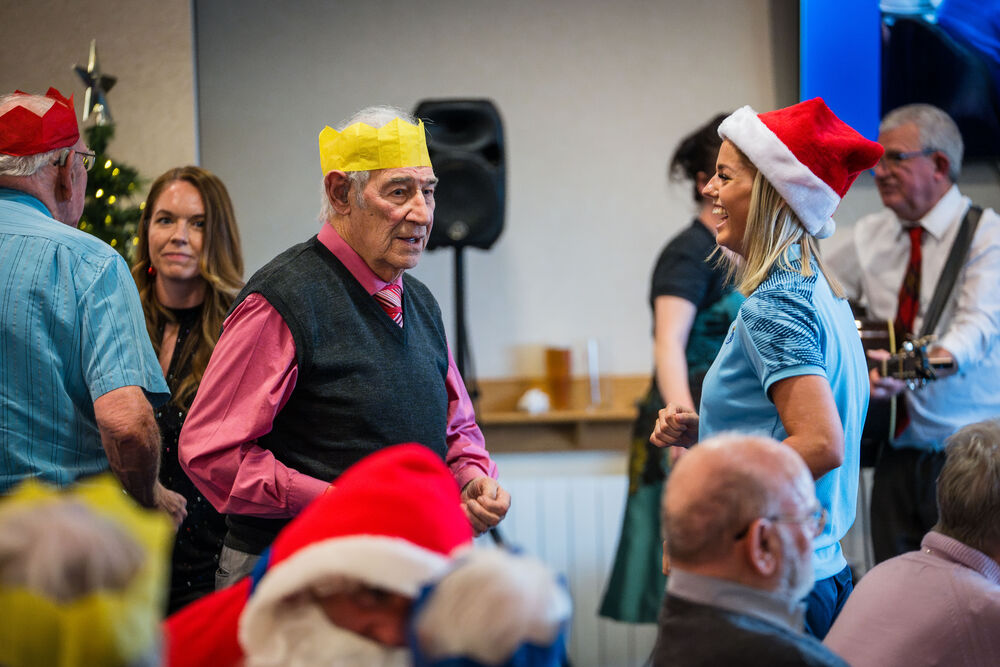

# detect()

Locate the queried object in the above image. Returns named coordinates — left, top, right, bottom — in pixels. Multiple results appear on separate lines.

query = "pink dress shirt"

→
left=179, top=224, right=496, bottom=518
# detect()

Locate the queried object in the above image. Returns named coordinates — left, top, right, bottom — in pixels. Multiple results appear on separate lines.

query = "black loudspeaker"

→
left=414, top=99, right=505, bottom=250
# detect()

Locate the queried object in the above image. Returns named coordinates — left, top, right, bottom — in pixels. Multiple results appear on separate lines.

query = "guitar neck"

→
left=880, top=355, right=955, bottom=382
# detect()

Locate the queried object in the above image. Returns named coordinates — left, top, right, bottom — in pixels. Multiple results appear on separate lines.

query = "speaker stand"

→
left=452, top=246, right=504, bottom=547
left=454, top=246, right=468, bottom=379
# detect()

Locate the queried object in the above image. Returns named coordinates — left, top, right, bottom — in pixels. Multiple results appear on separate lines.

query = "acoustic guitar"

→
left=854, top=315, right=954, bottom=464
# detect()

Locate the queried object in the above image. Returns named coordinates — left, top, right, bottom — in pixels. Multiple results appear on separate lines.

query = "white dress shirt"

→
left=828, top=185, right=1000, bottom=450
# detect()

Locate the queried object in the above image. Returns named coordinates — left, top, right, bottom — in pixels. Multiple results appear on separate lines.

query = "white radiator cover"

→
left=478, top=451, right=658, bottom=667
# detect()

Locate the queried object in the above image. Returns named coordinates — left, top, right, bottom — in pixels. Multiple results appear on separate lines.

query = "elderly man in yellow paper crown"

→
left=179, top=105, right=510, bottom=587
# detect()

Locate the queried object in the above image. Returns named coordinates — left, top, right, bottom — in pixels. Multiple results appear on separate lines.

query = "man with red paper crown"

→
left=0, top=88, right=184, bottom=523
left=179, top=106, right=509, bottom=587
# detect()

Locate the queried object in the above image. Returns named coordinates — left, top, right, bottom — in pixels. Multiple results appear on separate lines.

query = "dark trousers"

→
left=803, top=564, right=853, bottom=639
left=870, top=445, right=947, bottom=564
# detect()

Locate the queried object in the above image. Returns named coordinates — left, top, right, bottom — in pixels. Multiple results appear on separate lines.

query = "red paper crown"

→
left=0, top=87, right=79, bottom=156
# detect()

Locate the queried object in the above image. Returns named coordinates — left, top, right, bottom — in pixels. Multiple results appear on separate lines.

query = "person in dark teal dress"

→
left=600, top=114, right=743, bottom=623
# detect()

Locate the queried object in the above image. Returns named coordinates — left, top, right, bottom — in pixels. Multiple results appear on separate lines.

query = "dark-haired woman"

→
left=600, top=114, right=744, bottom=623
left=132, top=166, right=244, bottom=613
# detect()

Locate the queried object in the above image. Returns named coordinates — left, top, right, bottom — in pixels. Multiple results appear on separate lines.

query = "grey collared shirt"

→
left=667, top=569, right=807, bottom=632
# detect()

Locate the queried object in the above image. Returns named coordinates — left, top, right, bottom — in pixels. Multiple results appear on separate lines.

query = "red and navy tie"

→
left=892, top=225, right=923, bottom=437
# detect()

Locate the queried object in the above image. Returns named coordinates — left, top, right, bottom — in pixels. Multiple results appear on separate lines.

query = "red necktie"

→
left=374, top=284, right=403, bottom=327
left=892, top=225, right=923, bottom=437
left=894, top=226, right=923, bottom=335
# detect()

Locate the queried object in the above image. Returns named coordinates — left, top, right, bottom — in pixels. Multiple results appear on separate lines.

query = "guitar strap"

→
left=918, top=204, right=983, bottom=337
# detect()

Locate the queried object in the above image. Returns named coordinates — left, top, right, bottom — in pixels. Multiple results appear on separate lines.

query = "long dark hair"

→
left=132, top=166, right=244, bottom=407
left=668, top=113, right=728, bottom=202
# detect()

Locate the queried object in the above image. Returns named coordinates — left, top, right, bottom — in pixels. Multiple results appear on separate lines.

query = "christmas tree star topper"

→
left=74, top=39, right=117, bottom=126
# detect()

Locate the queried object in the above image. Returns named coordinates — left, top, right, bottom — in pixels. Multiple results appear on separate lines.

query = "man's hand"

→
left=460, top=477, right=510, bottom=536
left=154, top=481, right=188, bottom=528
left=650, top=403, right=699, bottom=448
left=867, top=349, right=908, bottom=399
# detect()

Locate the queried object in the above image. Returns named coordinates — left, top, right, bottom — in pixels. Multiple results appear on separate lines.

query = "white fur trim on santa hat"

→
left=238, top=535, right=454, bottom=649
left=719, top=105, right=839, bottom=239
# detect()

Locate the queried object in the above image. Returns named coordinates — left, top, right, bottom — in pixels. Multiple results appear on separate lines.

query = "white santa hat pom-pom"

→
left=413, top=549, right=572, bottom=665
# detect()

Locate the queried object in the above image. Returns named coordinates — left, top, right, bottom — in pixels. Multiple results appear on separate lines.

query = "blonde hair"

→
left=132, top=166, right=244, bottom=407
left=717, top=148, right=844, bottom=298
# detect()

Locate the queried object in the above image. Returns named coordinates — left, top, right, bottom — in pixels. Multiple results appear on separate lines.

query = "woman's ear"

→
left=324, top=171, right=352, bottom=215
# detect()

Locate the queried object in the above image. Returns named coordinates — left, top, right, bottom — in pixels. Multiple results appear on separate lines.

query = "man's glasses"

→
left=54, top=148, right=96, bottom=172
left=733, top=507, right=827, bottom=541
left=876, top=147, right=937, bottom=170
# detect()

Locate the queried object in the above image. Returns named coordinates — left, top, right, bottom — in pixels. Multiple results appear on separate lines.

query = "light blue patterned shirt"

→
left=0, top=188, right=169, bottom=491
left=700, top=248, right=869, bottom=581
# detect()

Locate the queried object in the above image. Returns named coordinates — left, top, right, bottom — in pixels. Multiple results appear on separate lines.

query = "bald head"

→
left=663, top=433, right=815, bottom=572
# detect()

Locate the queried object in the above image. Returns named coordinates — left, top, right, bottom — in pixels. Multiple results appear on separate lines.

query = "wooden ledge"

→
left=474, top=375, right=649, bottom=451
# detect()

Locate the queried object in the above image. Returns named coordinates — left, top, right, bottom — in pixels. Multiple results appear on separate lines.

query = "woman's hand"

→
left=154, top=481, right=188, bottom=528
left=651, top=403, right=699, bottom=448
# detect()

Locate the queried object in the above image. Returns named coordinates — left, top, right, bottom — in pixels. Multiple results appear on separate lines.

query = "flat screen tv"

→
left=801, top=0, right=1000, bottom=159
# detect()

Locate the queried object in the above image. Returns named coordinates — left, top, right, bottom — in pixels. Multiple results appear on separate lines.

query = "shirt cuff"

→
left=286, top=470, right=331, bottom=514
left=762, top=364, right=827, bottom=397
left=451, top=462, right=494, bottom=491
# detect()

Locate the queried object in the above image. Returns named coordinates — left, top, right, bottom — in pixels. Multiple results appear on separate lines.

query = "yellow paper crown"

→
left=319, top=117, right=432, bottom=174
left=0, top=475, right=172, bottom=667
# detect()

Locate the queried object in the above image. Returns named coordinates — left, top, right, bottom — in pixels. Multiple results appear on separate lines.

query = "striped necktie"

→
left=374, top=283, right=403, bottom=327
left=892, top=225, right=923, bottom=438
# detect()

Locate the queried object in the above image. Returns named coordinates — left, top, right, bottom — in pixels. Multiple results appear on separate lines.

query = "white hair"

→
left=317, top=105, right=420, bottom=223
left=881, top=103, right=964, bottom=181
left=0, top=499, right=145, bottom=601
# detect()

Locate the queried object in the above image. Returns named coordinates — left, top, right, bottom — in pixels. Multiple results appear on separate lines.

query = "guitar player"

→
left=828, top=104, right=1000, bottom=563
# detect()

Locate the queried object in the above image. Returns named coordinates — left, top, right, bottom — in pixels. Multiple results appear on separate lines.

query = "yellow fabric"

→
left=319, top=117, right=432, bottom=173
left=0, top=476, right=172, bottom=667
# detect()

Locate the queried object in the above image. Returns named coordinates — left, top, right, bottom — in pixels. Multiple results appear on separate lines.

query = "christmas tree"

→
left=77, top=123, right=144, bottom=261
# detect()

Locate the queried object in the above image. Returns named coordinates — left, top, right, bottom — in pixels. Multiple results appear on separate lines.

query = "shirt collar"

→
left=921, top=531, right=1000, bottom=585
left=0, top=187, right=52, bottom=218
left=316, top=223, right=401, bottom=296
left=667, top=569, right=806, bottom=632
left=905, top=184, right=964, bottom=240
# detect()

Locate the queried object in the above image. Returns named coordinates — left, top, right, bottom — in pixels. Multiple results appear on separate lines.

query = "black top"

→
left=156, top=304, right=227, bottom=614
left=651, top=594, right=849, bottom=667
left=650, top=219, right=726, bottom=311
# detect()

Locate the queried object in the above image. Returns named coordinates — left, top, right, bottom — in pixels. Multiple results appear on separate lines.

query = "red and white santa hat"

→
left=163, top=444, right=474, bottom=667
left=718, top=97, right=883, bottom=239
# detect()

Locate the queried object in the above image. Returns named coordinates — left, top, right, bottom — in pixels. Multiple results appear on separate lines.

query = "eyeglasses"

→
left=733, top=507, right=827, bottom=541
left=876, top=147, right=937, bottom=170
left=54, top=148, right=96, bottom=172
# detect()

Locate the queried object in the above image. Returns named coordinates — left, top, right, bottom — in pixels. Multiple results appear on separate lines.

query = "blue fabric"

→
left=699, top=251, right=869, bottom=581
left=802, top=564, right=853, bottom=640
left=0, top=188, right=168, bottom=492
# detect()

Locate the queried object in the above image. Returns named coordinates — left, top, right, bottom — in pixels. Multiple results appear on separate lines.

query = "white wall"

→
left=193, top=0, right=800, bottom=379
left=0, top=0, right=197, bottom=183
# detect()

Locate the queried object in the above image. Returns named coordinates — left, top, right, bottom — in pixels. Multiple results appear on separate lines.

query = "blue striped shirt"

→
left=700, top=249, right=869, bottom=581
left=0, top=188, right=169, bottom=491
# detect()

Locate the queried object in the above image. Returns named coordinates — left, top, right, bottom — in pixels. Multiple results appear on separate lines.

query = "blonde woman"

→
left=651, top=98, right=883, bottom=638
